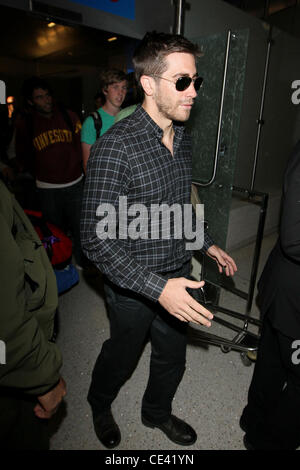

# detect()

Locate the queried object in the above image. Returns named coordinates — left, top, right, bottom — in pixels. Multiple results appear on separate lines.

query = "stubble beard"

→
left=35, top=101, right=53, bottom=117
left=155, top=91, right=192, bottom=123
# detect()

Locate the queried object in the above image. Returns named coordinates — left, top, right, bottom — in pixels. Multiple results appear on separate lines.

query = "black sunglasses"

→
left=152, top=75, right=203, bottom=92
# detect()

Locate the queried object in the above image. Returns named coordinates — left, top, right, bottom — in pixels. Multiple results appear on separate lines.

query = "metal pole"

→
left=263, top=0, right=270, bottom=19
left=250, top=28, right=272, bottom=191
left=245, top=192, right=268, bottom=316
left=193, top=30, right=232, bottom=187
left=174, top=0, right=184, bottom=35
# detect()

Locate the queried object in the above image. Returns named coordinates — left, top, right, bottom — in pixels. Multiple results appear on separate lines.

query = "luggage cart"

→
left=188, top=186, right=268, bottom=366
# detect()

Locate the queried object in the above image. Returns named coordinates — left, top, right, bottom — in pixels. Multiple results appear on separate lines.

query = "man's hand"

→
left=158, top=278, right=213, bottom=326
left=34, top=377, right=67, bottom=419
left=206, top=244, right=237, bottom=277
left=1, top=166, right=15, bottom=181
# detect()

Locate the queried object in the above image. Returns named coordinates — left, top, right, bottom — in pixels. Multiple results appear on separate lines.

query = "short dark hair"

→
left=99, top=69, right=128, bottom=92
left=132, top=31, right=200, bottom=84
left=22, top=76, right=52, bottom=102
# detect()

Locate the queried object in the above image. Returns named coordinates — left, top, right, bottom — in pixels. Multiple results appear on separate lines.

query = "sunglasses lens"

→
left=175, top=76, right=203, bottom=92
left=176, top=77, right=191, bottom=91
left=194, top=77, right=203, bottom=91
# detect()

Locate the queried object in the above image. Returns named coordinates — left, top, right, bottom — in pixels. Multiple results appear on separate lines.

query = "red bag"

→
left=25, top=210, right=72, bottom=269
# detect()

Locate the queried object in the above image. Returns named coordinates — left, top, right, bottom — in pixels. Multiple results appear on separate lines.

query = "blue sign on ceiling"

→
left=70, top=0, right=135, bottom=20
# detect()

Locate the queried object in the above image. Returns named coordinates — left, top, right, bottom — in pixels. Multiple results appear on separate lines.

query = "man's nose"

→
left=188, top=82, right=198, bottom=98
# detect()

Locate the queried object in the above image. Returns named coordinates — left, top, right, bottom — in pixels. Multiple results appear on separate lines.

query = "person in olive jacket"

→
left=0, top=180, right=66, bottom=450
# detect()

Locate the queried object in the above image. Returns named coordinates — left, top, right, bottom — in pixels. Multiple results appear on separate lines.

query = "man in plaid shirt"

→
left=81, top=31, right=237, bottom=449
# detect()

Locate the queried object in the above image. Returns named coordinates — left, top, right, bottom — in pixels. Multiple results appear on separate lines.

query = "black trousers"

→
left=241, top=316, right=300, bottom=450
left=0, top=392, right=49, bottom=450
left=87, top=262, right=190, bottom=424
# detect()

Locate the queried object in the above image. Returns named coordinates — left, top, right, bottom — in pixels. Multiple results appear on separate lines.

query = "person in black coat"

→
left=240, top=141, right=300, bottom=450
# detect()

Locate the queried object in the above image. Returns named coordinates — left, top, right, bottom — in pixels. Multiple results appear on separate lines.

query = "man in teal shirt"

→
left=81, top=69, right=127, bottom=172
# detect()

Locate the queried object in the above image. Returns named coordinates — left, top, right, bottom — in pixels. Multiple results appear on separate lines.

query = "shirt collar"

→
left=134, top=104, right=185, bottom=141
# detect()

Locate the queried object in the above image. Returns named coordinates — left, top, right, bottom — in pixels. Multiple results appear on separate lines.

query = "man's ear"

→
left=140, top=75, right=155, bottom=97
left=102, top=87, right=108, bottom=97
left=27, top=99, right=34, bottom=107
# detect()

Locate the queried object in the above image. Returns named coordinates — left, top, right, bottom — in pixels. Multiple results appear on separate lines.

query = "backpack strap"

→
left=89, top=111, right=103, bottom=139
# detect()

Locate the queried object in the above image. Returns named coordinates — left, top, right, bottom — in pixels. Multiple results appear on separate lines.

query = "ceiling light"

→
left=48, top=22, right=56, bottom=28
left=108, top=36, right=117, bottom=42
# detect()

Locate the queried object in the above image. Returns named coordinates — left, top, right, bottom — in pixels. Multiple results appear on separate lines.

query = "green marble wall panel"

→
left=187, top=29, right=249, bottom=292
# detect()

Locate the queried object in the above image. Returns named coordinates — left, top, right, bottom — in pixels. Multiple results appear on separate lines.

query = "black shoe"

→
left=142, top=414, right=197, bottom=446
left=243, top=434, right=256, bottom=450
left=240, top=415, right=256, bottom=449
left=92, top=409, right=121, bottom=449
left=239, top=415, right=248, bottom=433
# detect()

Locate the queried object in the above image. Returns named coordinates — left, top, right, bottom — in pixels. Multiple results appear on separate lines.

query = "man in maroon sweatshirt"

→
left=15, top=77, right=84, bottom=268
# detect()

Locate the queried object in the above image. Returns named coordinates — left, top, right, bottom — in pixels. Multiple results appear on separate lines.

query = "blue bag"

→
left=54, top=264, right=79, bottom=294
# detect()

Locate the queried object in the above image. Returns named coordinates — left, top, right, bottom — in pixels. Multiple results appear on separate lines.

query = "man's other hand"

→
left=206, top=244, right=237, bottom=277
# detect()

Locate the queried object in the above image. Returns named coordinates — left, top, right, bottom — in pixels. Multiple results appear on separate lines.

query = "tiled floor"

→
left=49, top=233, right=277, bottom=450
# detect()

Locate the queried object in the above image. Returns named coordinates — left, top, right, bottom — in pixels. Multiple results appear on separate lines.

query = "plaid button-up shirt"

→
left=81, top=105, right=213, bottom=302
